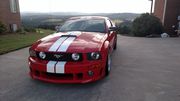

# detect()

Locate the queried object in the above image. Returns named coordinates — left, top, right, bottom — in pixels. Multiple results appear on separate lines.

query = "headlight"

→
left=71, top=53, right=80, bottom=61
left=87, top=52, right=101, bottom=60
left=29, top=49, right=36, bottom=57
left=39, top=52, right=46, bottom=59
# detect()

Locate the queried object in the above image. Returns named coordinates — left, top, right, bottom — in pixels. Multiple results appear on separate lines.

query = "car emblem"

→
left=54, top=54, right=63, bottom=59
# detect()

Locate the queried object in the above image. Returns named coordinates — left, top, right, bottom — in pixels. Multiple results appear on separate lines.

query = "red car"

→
left=28, top=16, right=117, bottom=83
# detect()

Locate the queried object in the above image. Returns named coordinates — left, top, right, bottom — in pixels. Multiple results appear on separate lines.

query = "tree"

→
left=131, top=13, right=164, bottom=37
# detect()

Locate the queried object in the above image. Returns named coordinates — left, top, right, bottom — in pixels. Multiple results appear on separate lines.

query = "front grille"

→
left=36, top=52, right=83, bottom=62
left=45, top=72, right=74, bottom=80
left=34, top=70, right=84, bottom=80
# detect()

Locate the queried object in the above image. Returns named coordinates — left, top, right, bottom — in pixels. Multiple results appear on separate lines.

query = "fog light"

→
left=88, top=71, right=94, bottom=76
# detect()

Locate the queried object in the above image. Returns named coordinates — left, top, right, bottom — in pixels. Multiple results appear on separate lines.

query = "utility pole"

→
left=149, top=0, right=153, bottom=14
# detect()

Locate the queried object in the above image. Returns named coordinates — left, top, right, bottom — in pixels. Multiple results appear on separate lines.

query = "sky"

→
left=19, top=0, right=152, bottom=13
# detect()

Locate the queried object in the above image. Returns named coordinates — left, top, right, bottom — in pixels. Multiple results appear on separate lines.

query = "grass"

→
left=0, top=29, right=55, bottom=55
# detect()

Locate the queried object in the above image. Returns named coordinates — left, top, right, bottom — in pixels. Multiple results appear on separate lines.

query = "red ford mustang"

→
left=28, top=16, right=117, bottom=83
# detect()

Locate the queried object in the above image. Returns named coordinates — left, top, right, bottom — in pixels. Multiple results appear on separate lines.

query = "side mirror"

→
left=108, top=27, right=118, bottom=34
left=109, top=26, right=118, bottom=32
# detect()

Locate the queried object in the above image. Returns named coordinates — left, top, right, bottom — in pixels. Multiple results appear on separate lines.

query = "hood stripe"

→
left=48, top=31, right=81, bottom=52
left=57, top=31, right=82, bottom=52
left=46, top=31, right=82, bottom=74
left=48, top=37, right=68, bottom=52
left=57, top=37, right=76, bottom=52
left=47, top=61, right=57, bottom=73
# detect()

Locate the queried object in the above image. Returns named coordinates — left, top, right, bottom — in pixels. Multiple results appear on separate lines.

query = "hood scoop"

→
left=61, top=35, right=77, bottom=37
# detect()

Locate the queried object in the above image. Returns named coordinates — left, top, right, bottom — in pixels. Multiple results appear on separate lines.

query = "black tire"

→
left=113, top=41, right=117, bottom=50
left=105, top=54, right=111, bottom=76
left=113, top=38, right=117, bottom=50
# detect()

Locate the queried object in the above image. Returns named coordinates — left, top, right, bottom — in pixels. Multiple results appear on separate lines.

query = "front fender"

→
left=100, top=40, right=109, bottom=61
left=103, top=41, right=109, bottom=52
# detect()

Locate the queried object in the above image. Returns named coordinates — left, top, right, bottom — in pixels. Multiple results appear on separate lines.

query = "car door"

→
left=106, top=19, right=116, bottom=52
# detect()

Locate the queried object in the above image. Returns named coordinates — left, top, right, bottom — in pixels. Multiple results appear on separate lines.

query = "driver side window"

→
left=106, top=20, right=113, bottom=28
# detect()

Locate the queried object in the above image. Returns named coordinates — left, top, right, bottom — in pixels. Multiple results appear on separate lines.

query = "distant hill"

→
left=21, top=12, right=140, bottom=28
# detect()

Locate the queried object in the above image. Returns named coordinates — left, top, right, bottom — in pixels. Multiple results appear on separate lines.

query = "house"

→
left=0, top=0, right=21, bottom=32
left=154, top=0, right=180, bottom=35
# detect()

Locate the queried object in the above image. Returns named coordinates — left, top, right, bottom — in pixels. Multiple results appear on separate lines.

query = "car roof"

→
left=69, top=16, right=109, bottom=20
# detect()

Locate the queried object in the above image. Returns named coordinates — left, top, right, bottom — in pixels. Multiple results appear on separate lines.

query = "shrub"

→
left=24, top=27, right=36, bottom=32
left=16, top=28, right=26, bottom=34
left=118, top=26, right=131, bottom=35
left=0, top=22, right=7, bottom=33
left=131, top=13, right=164, bottom=37
left=117, top=20, right=132, bottom=35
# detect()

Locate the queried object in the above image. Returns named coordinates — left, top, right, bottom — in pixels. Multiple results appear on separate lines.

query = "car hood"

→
left=33, top=31, right=106, bottom=53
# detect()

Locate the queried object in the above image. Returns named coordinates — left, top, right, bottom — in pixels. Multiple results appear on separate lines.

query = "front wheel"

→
left=113, top=41, right=117, bottom=50
left=113, top=38, right=117, bottom=50
left=105, top=54, right=111, bottom=76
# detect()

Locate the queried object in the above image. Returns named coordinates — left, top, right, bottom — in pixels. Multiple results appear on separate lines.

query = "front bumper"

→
left=28, top=57, right=106, bottom=83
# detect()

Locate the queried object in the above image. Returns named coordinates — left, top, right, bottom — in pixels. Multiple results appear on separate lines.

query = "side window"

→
left=106, top=20, right=112, bottom=28
left=111, top=21, right=116, bottom=27
left=10, top=0, right=18, bottom=13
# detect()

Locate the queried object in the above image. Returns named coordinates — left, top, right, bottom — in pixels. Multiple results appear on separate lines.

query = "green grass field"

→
left=0, top=29, right=54, bottom=55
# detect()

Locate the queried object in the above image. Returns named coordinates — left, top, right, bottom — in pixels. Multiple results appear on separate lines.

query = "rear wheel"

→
left=105, top=54, right=111, bottom=76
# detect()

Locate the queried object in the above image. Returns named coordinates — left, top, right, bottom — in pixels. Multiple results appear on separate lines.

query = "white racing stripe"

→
left=55, top=62, right=66, bottom=73
left=47, top=61, right=57, bottom=73
left=49, top=31, right=81, bottom=52
left=57, top=37, right=76, bottom=52
left=48, top=37, right=68, bottom=52
left=46, top=31, right=82, bottom=73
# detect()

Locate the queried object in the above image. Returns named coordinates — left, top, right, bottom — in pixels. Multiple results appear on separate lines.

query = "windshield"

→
left=59, top=19, right=106, bottom=33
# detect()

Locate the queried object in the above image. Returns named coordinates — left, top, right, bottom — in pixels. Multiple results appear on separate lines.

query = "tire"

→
left=113, top=38, right=117, bottom=50
left=105, top=54, right=111, bottom=76
left=113, top=41, right=117, bottom=50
